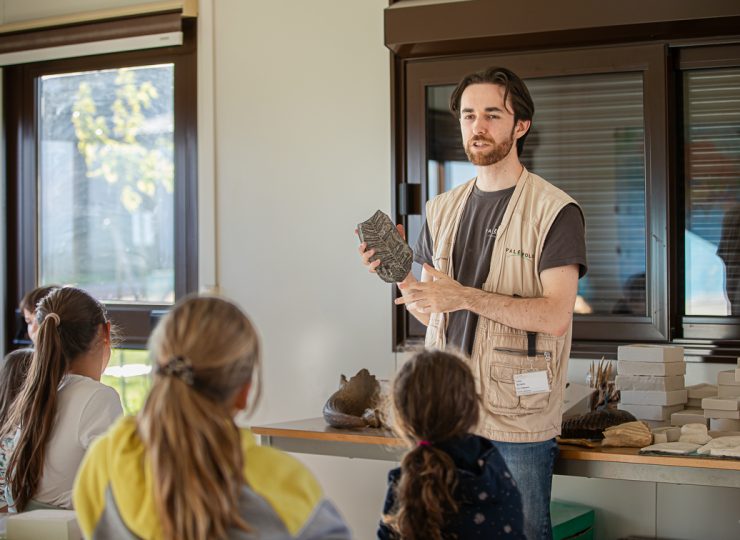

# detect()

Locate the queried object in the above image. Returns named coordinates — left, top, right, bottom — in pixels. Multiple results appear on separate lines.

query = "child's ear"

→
left=233, top=382, right=252, bottom=411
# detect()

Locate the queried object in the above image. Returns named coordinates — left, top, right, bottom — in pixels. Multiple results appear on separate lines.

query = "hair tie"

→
left=156, top=356, right=195, bottom=386
left=418, top=440, right=431, bottom=447
left=45, top=313, right=61, bottom=327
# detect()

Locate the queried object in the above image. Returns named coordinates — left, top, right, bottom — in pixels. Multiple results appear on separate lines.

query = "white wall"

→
left=210, top=1, right=393, bottom=535
left=211, top=0, right=394, bottom=423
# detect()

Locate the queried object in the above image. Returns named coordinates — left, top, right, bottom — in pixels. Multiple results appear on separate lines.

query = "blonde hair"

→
left=384, top=349, right=480, bottom=540
left=1, top=287, right=108, bottom=511
left=137, top=295, right=261, bottom=540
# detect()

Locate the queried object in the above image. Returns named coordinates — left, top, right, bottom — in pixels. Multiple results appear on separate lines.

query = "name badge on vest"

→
left=514, top=371, right=550, bottom=396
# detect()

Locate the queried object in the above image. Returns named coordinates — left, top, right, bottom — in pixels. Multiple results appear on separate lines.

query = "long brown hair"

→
left=137, top=295, right=261, bottom=540
left=384, top=349, right=480, bottom=540
left=0, top=349, right=33, bottom=428
left=1, top=287, right=108, bottom=511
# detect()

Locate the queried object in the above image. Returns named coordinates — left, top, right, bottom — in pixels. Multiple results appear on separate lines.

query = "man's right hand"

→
left=355, top=224, right=407, bottom=275
left=355, top=224, right=430, bottom=326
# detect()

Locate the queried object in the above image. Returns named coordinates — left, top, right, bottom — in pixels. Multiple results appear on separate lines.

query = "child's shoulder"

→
left=240, top=429, right=337, bottom=537
left=240, top=429, right=323, bottom=500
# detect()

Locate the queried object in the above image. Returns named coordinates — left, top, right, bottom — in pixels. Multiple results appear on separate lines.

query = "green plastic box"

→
left=551, top=499, right=595, bottom=540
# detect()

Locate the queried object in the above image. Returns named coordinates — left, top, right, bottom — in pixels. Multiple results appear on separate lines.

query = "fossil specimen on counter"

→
left=323, top=369, right=388, bottom=429
left=601, top=420, right=653, bottom=447
left=561, top=407, right=637, bottom=440
left=357, top=210, right=413, bottom=283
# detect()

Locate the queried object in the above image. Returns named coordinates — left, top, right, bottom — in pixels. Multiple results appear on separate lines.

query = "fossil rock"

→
left=323, top=369, right=387, bottom=429
left=601, top=420, right=653, bottom=447
left=357, top=210, right=413, bottom=283
left=561, top=408, right=637, bottom=440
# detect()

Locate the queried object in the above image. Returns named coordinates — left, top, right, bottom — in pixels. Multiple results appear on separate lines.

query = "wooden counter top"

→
left=252, top=417, right=404, bottom=446
left=252, top=418, right=740, bottom=487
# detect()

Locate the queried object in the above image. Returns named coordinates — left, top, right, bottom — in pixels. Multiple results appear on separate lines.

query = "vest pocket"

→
left=486, top=347, right=553, bottom=415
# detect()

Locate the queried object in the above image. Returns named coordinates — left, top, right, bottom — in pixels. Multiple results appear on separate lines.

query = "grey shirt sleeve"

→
left=539, top=203, right=588, bottom=278
left=413, top=220, right=434, bottom=267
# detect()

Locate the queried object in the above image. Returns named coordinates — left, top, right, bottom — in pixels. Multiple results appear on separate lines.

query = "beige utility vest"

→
left=425, top=168, right=579, bottom=442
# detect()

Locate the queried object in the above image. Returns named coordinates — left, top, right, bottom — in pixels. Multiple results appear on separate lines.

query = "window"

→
left=683, top=67, right=740, bottom=317
left=388, top=7, right=740, bottom=361
left=398, top=45, right=670, bottom=348
left=678, top=46, right=740, bottom=350
left=38, top=64, right=176, bottom=304
left=101, top=348, right=152, bottom=414
left=5, top=22, right=196, bottom=349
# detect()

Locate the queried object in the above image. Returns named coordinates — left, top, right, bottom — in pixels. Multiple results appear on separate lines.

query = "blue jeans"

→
left=491, top=438, right=558, bottom=540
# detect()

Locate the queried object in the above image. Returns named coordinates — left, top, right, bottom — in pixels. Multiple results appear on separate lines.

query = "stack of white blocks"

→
left=670, top=383, right=715, bottom=427
left=616, top=344, right=687, bottom=426
left=703, top=366, right=740, bottom=432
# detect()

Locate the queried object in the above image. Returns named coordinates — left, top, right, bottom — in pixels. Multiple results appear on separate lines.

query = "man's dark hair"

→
left=449, top=66, right=535, bottom=156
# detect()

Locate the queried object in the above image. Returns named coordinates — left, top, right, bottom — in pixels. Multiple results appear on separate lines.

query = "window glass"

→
left=38, top=64, right=175, bottom=303
left=684, top=68, right=740, bottom=316
left=426, top=72, right=647, bottom=315
left=102, top=348, right=152, bottom=414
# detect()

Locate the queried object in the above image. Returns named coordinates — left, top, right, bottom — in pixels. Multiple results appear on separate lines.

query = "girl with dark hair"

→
left=0, top=287, right=122, bottom=511
left=379, top=350, right=524, bottom=540
left=74, top=295, right=351, bottom=540
left=19, top=284, right=59, bottom=344
left=0, top=348, right=33, bottom=509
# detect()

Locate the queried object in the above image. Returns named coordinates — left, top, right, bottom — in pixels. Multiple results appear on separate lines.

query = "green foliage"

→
left=72, top=68, right=173, bottom=213
left=102, top=348, right=153, bottom=415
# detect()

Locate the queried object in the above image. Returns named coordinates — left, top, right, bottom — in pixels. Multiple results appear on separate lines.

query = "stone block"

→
left=615, top=375, right=684, bottom=391
left=620, top=389, right=688, bottom=406
left=618, top=402, right=683, bottom=421
left=710, top=417, right=740, bottom=432
left=701, top=396, right=740, bottom=411
left=704, top=408, right=740, bottom=420
left=686, top=383, right=717, bottom=399
left=617, top=344, right=684, bottom=363
left=717, top=384, right=740, bottom=398
left=686, top=397, right=703, bottom=408
left=717, top=370, right=740, bottom=386
left=670, top=409, right=708, bottom=427
left=617, top=360, right=685, bottom=376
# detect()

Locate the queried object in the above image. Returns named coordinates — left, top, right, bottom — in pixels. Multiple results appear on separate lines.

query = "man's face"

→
left=459, top=83, right=519, bottom=166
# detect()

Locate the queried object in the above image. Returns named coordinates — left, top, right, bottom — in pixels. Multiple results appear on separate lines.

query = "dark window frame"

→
left=4, top=19, right=197, bottom=349
left=674, top=44, right=740, bottom=349
left=388, top=4, right=740, bottom=362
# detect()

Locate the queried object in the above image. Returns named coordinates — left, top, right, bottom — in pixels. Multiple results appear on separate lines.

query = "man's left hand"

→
left=395, top=263, right=468, bottom=314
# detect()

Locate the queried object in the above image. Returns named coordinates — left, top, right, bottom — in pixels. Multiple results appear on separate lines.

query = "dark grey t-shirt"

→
left=414, top=184, right=587, bottom=355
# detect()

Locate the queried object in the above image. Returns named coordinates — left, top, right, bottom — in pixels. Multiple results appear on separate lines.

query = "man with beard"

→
left=359, top=67, right=586, bottom=540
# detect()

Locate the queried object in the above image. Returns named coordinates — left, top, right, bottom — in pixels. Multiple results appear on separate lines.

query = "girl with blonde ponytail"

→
left=379, top=350, right=524, bottom=540
left=0, top=287, right=122, bottom=511
left=74, top=295, right=352, bottom=540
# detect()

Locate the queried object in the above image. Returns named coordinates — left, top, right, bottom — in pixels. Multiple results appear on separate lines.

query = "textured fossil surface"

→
left=601, top=420, right=653, bottom=447
left=357, top=210, right=413, bottom=283
left=561, top=408, right=637, bottom=440
left=323, top=369, right=387, bottom=429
